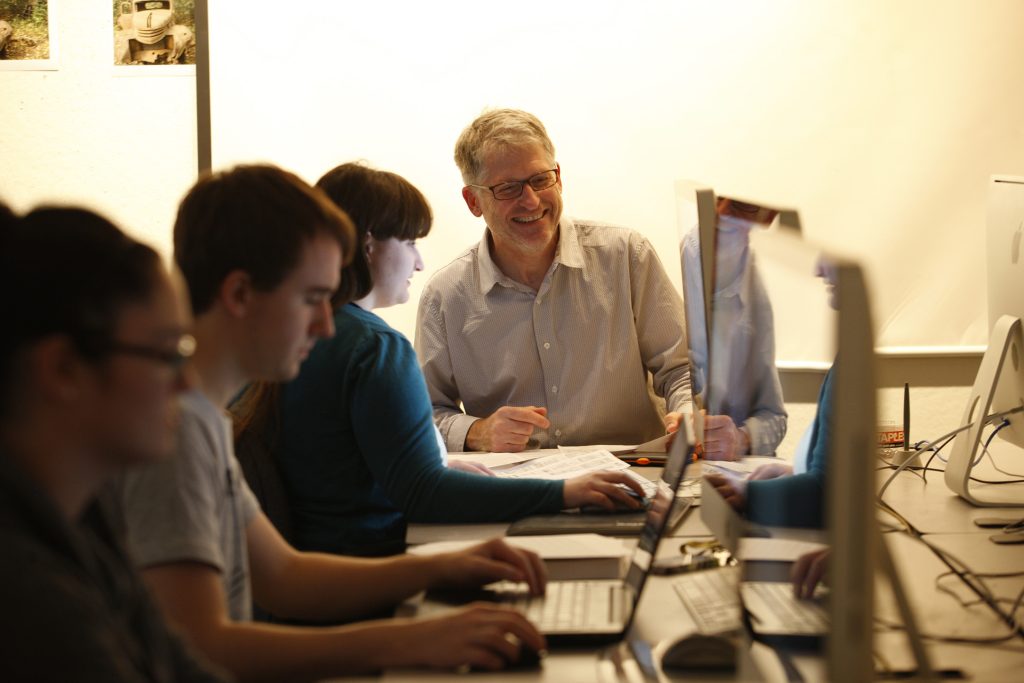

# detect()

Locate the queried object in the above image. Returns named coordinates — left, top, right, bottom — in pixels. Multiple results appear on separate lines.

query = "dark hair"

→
left=174, top=164, right=357, bottom=315
left=316, top=162, right=432, bottom=303
left=0, top=205, right=163, bottom=416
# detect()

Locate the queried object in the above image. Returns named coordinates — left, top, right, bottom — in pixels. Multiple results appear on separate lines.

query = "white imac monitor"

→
left=945, top=175, right=1024, bottom=506
left=687, top=194, right=917, bottom=680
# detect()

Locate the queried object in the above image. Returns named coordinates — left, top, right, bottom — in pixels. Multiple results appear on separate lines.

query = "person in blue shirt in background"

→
left=705, top=256, right=838, bottom=529
left=232, top=162, right=645, bottom=558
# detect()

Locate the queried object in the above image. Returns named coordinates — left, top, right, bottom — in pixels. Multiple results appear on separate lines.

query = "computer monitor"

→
left=945, top=175, right=1024, bottom=506
left=697, top=206, right=926, bottom=680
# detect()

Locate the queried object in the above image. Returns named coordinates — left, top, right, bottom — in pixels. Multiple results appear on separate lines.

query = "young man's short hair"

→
left=174, top=164, right=357, bottom=315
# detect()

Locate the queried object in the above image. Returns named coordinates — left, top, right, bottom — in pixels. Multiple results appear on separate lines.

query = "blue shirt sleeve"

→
left=348, top=325, right=565, bottom=522
left=745, top=368, right=833, bottom=529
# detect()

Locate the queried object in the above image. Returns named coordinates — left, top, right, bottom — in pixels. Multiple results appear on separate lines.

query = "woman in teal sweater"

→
left=234, top=163, right=644, bottom=557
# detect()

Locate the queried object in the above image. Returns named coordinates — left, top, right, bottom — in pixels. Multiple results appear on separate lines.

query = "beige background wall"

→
left=1, top=1, right=1012, bottom=445
left=206, top=0, right=1024, bottom=353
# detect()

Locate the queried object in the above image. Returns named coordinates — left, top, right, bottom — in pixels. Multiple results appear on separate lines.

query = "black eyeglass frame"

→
left=466, top=168, right=560, bottom=201
left=102, top=334, right=197, bottom=372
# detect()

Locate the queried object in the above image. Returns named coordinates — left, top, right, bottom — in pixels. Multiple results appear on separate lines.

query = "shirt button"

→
left=543, top=342, right=551, bottom=349
left=555, top=429, right=562, bottom=437
left=551, top=385, right=558, bottom=394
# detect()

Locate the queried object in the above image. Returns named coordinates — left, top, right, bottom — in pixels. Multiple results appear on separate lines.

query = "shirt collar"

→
left=476, top=216, right=586, bottom=295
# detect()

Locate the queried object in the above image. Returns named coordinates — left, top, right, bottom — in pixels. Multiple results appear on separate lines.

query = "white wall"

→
left=206, top=0, right=1024, bottom=352
left=0, top=2, right=196, bottom=257
left=5, top=1, right=1022, bottom=353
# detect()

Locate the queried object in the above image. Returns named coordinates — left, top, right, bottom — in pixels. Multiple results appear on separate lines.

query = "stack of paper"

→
left=408, top=533, right=633, bottom=581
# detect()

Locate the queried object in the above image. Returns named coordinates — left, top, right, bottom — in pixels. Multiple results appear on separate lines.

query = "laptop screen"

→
left=620, top=425, right=693, bottom=628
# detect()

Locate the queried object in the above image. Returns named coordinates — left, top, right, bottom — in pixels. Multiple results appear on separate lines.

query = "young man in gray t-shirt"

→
left=118, top=165, right=549, bottom=679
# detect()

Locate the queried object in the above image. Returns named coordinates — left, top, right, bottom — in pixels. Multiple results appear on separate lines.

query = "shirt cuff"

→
left=445, top=413, right=479, bottom=453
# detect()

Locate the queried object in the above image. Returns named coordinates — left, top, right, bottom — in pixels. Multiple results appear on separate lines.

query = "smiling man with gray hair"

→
left=416, top=108, right=692, bottom=452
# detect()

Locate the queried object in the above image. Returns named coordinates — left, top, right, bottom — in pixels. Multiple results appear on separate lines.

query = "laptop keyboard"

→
left=740, top=582, right=828, bottom=633
left=672, top=566, right=743, bottom=634
left=488, top=580, right=625, bottom=632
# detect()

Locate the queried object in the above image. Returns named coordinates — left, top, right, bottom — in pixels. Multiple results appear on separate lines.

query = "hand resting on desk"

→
left=705, top=461, right=792, bottom=512
left=465, top=406, right=550, bottom=452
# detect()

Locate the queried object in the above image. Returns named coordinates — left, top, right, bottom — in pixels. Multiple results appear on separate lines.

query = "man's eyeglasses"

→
left=103, top=334, right=197, bottom=372
left=467, top=168, right=559, bottom=201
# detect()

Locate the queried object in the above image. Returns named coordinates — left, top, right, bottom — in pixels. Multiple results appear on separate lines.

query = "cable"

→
left=873, top=616, right=1020, bottom=644
left=914, top=536, right=1024, bottom=638
left=972, top=418, right=1011, bottom=467
left=877, top=422, right=975, bottom=501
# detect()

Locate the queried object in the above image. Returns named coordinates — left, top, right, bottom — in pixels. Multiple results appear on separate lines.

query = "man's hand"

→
left=430, top=537, right=547, bottom=596
left=393, top=604, right=546, bottom=671
left=748, top=462, right=792, bottom=481
left=704, top=473, right=747, bottom=512
left=466, top=406, right=550, bottom=452
left=448, top=459, right=496, bottom=476
left=664, top=411, right=684, bottom=434
left=563, top=471, right=647, bottom=510
left=702, top=414, right=749, bottom=461
left=791, top=548, right=830, bottom=599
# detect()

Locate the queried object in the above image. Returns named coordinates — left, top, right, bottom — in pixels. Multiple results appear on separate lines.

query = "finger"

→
left=603, top=484, right=643, bottom=509
left=804, top=554, right=828, bottom=597
left=482, top=539, right=540, bottom=590
left=601, top=471, right=647, bottom=499
left=476, top=625, right=522, bottom=666
left=790, top=555, right=812, bottom=596
left=457, top=646, right=505, bottom=672
left=504, top=614, right=547, bottom=655
left=524, top=547, right=548, bottom=595
left=703, top=473, right=728, bottom=486
left=503, top=407, right=551, bottom=429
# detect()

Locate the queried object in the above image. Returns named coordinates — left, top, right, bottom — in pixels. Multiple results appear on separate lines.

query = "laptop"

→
left=415, top=426, right=695, bottom=645
left=679, top=477, right=828, bottom=647
left=505, top=494, right=693, bottom=537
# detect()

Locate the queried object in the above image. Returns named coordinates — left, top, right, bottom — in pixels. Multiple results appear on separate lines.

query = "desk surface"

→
left=351, top=461, right=1024, bottom=682
left=880, top=465, right=1024, bottom=534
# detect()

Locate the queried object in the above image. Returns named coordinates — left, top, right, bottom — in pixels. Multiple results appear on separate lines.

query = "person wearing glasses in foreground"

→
left=0, top=205, right=227, bottom=681
left=232, top=162, right=648, bottom=559
left=417, top=108, right=693, bottom=453
left=116, top=165, right=549, bottom=680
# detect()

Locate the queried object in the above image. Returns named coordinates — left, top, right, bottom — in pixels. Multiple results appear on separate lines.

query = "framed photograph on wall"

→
left=113, top=0, right=195, bottom=70
left=0, top=0, right=58, bottom=70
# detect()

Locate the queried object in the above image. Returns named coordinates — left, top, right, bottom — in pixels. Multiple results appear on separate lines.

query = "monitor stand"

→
left=945, top=315, right=1024, bottom=507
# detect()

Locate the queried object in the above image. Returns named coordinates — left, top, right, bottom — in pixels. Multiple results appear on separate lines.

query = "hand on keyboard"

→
left=564, top=470, right=647, bottom=511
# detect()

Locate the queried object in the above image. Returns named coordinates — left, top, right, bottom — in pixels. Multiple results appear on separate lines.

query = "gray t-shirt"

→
left=118, top=390, right=261, bottom=621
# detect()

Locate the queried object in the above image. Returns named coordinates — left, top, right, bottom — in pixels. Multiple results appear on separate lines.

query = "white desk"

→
left=330, top=464, right=1024, bottom=682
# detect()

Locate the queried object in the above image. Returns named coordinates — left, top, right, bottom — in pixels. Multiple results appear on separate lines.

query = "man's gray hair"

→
left=454, top=108, right=556, bottom=185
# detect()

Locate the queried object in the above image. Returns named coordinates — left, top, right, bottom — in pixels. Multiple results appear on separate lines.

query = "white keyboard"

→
left=488, top=580, right=625, bottom=632
left=741, top=581, right=828, bottom=633
left=672, top=566, right=743, bottom=634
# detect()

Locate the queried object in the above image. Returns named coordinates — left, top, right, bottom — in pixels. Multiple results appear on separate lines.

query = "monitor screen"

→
left=944, top=175, right=1024, bottom=504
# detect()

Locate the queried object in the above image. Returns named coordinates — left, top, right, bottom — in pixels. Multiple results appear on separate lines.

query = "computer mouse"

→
left=580, top=489, right=649, bottom=513
left=506, top=645, right=544, bottom=670
left=658, top=632, right=737, bottom=672
left=461, top=646, right=544, bottom=674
